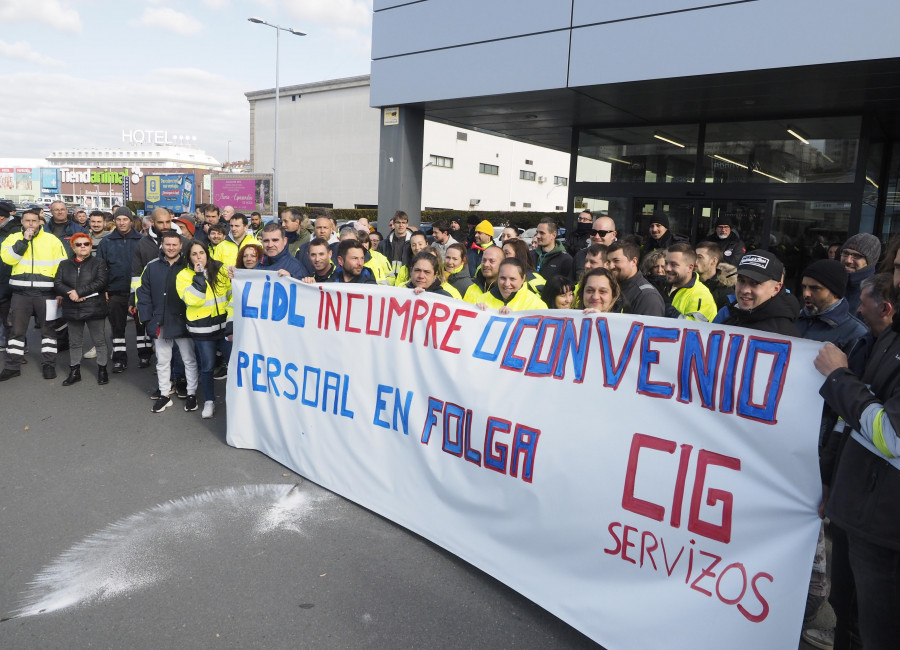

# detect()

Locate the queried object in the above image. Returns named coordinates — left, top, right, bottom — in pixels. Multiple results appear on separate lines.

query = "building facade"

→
left=245, top=75, right=571, bottom=212
left=371, top=0, right=900, bottom=287
left=1, top=142, right=222, bottom=209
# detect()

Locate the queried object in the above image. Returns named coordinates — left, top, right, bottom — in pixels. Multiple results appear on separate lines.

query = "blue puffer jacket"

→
left=96, top=227, right=144, bottom=293
left=136, top=250, right=189, bottom=339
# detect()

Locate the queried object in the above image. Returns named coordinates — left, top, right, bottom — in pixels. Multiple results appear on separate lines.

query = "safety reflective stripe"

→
left=3, top=247, right=22, bottom=261
left=10, top=279, right=54, bottom=288
left=23, top=259, right=63, bottom=268
left=184, top=284, right=206, bottom=300
left=203, top=295, right=228, bottom=307
left=872, top=409, right=896, bottom=458
left=187, top=322, right=225, bottom=334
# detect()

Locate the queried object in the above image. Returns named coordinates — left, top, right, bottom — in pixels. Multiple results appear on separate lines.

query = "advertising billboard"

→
left=211, top=173, right=273, bottom=215
left=144, top=174, right=195, bottom=214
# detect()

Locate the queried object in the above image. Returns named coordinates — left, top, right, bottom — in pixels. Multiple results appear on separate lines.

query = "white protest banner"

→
left=226, top=272, right=823, bottom=650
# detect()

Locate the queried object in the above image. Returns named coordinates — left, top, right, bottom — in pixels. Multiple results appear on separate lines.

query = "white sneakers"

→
left=201, top=400, right=215, bottom=419
left=83, top=347, right=97, bottom=359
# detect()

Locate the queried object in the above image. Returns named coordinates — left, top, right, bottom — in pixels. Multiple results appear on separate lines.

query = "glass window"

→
left=770, top=200, right=851, bottom=293
left=577, top=124, right=699, bottom=183
left=576, top=197, right=628, bottom=227
left=525, top=159, right=533, bottom=165
left=429, top=155, right=453, bottom=169
left=881, top=143, right=900, bottom=241
left=703, top=117, right=861, bottom=184
left=457, top=132, right=467, bottom=141
left=554, top=176, right=568, bottom=186
left=479, top=163, right=499, bottom=175
left=520, top=170, right=536, bottom=181
left=523, top=203, right=532, bottom=208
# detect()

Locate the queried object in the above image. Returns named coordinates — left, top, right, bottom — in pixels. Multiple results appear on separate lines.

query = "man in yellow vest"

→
left=0, top=209, right=68, bottom=380
left=664, top=242, right=717, bottom=322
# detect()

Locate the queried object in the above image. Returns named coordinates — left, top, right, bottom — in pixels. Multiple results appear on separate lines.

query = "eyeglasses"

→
left=73, top=242, right=91, bottom=247
left=592, top=229, right=612, bottom=237
left=840, top=250, right=864, bottom=260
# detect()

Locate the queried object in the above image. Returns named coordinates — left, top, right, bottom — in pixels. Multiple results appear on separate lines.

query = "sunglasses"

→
left=591, top=229, right=612, bottom=237
left=73, top=242, right=92, bottom=247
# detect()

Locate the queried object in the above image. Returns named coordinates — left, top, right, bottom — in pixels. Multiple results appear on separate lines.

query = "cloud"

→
left=283, top=0, right=372, bottom=29
left=0, top=40, right=65, bottom=67
left=0, top=0, right=82, bottom=33
left=0, top=66, right=250, bottom=163
left=132, top=7, right=204, bottom=35
left=203, top=0, right=231, bottom=8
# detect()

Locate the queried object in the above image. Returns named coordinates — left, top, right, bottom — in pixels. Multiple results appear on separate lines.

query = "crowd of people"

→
left=0, top=198, right=898, bottom=648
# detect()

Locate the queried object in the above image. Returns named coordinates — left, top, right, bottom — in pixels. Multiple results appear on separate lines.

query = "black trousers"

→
left=108, top=293, right=151, bottom=363
left=6, top=293, right=56, bottom=369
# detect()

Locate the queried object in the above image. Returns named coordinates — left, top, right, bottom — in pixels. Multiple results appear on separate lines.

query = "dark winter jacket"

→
left=821, top=321, right=900, bottom=551
left=845, top=265, right=876, bottom=315
left=706, top=232, right=746, bottom=265
left=55, top=255, right=109, bottom=321
left=467, top=241, right=495, bottom=277
left=532, top=242, right=573, bottom=281
left=641, top=229, right=687, bottom=258
left=334, top=266, right=376, bottom=284
left=701, top=263, right=737, bottom=311
left=44, top=218, right=87, bottom=254
left=96, top=227, right=143, bottom=293
left=406, top=278, right=453, bottom=298
left=619, top=272, right=665, bottom=317
left=796, top=297, right=867, bottom=348
left=136, top=250, right=189, bottom=339
left=717, top=288, right=801, bottom=337
left=131, top=227, right=191, bottom=298
left=446, top=262, right=475, bottom=295
left=294, top=240, right=338, bottom=274
left=261, top=246, right=310, bottom=280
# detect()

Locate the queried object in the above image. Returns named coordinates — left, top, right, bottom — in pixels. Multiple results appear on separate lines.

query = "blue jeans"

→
left=193, top=337, right=231, bottom=402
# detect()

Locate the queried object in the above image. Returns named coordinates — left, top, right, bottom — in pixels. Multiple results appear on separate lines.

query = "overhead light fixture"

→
left=712, top=154, right=748, bottom=170
left=752, top=168, right=788, bottom=183
left=786, top=126, right=809, bottom=145
left=866, top=176, right=879, bottom=189
left=653, top=132, right=686, bottom=148
left=606, top=156, right=630, bottom=165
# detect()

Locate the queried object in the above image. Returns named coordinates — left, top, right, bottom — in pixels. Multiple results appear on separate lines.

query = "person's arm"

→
left=816, top=343, right=900, bottom=459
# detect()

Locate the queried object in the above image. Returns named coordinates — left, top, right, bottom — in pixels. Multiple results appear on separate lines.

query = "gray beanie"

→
left=842, top=233, right=881, bottom=266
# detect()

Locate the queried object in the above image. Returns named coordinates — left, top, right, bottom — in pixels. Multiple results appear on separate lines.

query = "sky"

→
left=0, top=0, right=374, bottom=164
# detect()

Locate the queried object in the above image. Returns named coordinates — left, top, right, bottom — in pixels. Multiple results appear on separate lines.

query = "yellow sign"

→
left=383, top=107, right=399, bottom=126
left=145, top=175, right=161, bottom=202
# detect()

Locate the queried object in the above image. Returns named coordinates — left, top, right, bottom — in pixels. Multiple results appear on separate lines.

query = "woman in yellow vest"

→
left=477, top=258, right=548, bottom=314
left=502, top=237, right=545, bottom=294
left=176, top=241, right=232, bottom=419
left=393, top=231, right=430, bottom=287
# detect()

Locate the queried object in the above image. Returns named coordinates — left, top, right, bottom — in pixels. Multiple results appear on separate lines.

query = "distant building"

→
left=246, top=75, right=571, bottom=213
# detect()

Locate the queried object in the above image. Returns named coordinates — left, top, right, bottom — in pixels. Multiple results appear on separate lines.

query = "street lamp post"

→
left=248, top=17, right=306, bottom=215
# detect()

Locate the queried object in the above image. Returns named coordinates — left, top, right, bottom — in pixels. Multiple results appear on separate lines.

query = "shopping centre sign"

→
left=60, top=168, right=144, bottom=185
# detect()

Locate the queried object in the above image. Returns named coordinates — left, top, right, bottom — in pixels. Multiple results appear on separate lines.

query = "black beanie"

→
left=802, top=259, right=847, bottom=299
left=649, top=211, right=669, bottom=230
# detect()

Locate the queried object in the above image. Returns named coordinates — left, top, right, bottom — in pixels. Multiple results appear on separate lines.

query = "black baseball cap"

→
left=737, top=250, right=784, bottom=283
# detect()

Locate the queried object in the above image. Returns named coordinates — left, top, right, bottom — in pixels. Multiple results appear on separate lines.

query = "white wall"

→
left=250, top=79, right=571, bottom=211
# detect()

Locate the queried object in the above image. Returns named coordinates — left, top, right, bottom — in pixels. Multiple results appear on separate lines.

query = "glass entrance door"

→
left=633, top=198, right=766, bottom=250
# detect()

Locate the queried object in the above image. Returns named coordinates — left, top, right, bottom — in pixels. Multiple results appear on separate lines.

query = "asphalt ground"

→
left=0, top=323, right=829, bottom=649
left=0, top=324, right=598, bottom=649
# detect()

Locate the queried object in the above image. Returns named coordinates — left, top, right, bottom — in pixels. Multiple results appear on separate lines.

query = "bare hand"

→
left=56, top=296, right=63, bottom=307
left=476, top=302, right=487, bottom=311
left=24, top=227, right=35, bottom=240
left=818, top=484, right=830, bottom=519
left=128, top=305, right=137, bottom=316
left=814, top=342, right=848, bottom=377
left=67, top=290, right=79, bottom=302
left=413, top=287, right=425, bottom=295
left=227, top=266, right=235, bottom=279
left=194, top=263, right=204, bottom=273
left=583, top=308, right=601, bottom=314
left=301, top=276, right=315, bottom=284
left=499, top=306, right=512, bottom=315
left=277, top=269, right=290, bottom=277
